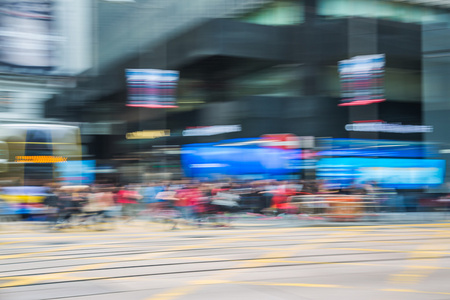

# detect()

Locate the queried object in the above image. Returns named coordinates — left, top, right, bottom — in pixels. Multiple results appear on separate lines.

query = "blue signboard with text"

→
left=181, top=138, right=302, bottom=179
left=317, top=157, right=445, bottom=189
left=56, top=160, right=96, bottom=185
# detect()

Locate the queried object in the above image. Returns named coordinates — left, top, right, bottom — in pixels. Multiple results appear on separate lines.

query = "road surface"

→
left=1, top=221, right=450, bottom=300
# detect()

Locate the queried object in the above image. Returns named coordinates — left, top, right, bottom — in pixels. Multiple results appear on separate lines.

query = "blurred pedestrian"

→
left=116, top=185, right=142, bottom=222
left=175, top=184, right=201, bottom=222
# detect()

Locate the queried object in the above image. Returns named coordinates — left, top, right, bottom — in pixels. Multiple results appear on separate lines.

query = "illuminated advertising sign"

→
left=261, top=134, right=301, bottom=150
left=338, top=54, right=385, bottom=106
left=56, top=160, right=95, bottom=184
left=15, top=156, right=67, bottom=163
left=317, top=157, right=445, bottom=189
left=182, top=125, right=241, bottom=137
left=345, top=122, right=433, bottom=133
left=126, top=69, right=179, bottom=108
left=0, top=0, right=59, bottom=74
left=318, top=138, right=439, bottom=158
left=181, top=138, right=302, bottom=179
left=126, top=130, right=170, bottom=140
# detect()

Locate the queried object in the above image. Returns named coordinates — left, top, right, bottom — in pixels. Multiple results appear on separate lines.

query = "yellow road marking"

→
left=147, top=286, right=201, bottom=300
left=0, top=274, right=71, bottom=288
left=0, top=244, right=99, bottom=260
left=388, top=231, right=448, bottom=285
left=383, top=288, right=450, bottom=295
left=193, top=279, right=348, bottom=289
left=329, top=247, right=450, bottom=255
left=276, top=260, right=378, bottom=266
left=235, top=281, right=348, bottom=288
left=0, top=241, right=23, bottom=246
left=307, top=223, right=450, bottom=230
left=408, top=265, right=442, bottom=270
left=0, top=232, right=164, bottom=243
left=145, top=229, right=371, bottom=300
left=192, top=279, right=229, bottom=285
left=0, top=222, right=448, bottom=242
left=329, top=247, right=405, bottom=253
left=1, top=224, right=449, bottom=293
left=0, top=230, right=278, bottom=288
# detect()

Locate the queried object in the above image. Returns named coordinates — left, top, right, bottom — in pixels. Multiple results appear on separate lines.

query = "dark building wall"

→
left=119, top=17, right=423, bottom=148
left=166, top=19, right=294, bottom=70
left=423, top=24, right=450, bottom=182
left=192, top=96, right=348, bottom=140
left=45, top=16, right=426, bottom=160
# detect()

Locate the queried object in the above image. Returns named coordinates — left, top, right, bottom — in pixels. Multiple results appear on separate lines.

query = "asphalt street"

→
left=1, top=221, right=450, bottom=300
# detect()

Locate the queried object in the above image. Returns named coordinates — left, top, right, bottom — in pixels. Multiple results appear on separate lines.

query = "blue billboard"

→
left=56, top=160, right=96, bottom=185
left=317, top=157, right=445, bottom=189
left=318, top=138, right=438, bottom=158
left=338, top=54, right=385, bottom=106
left=181, top=138, right=302, bottom=179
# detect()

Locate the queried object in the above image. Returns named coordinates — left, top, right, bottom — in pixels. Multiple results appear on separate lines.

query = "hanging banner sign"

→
left=126, top=69, right=179, bottom=108
left=0, top=0, right=60, bottom=74
left=338, top=54, right=385, bottom=106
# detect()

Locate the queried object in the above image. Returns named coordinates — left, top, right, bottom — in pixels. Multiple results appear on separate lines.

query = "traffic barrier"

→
left=327, top=196, right=364, bottom=221
left=290, top=194, right=379, bottom=222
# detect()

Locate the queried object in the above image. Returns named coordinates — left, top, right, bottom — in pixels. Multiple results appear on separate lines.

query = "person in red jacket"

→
left=271, top=182, right=297, bottom=214
left=116, top=185, right=142, bottom=222
left=175, top=184, right=202, bottom=221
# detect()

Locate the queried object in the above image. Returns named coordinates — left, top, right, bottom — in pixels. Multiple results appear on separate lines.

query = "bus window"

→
left=24, top=128, right=54, bottom=185
left=0, top=124, right=81, bottom=186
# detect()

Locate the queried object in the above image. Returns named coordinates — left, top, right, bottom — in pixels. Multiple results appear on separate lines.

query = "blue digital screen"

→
left=181, top=139, right=301, bottom=179
left=318, top=138, right=438, bottom=158
left=317, top=157, right=446, bottom=189
left=56, top=160, right=96, bottom=185
left=338, top=54, right=385, bottom=106
left=126, top=69, right=179, bottom=108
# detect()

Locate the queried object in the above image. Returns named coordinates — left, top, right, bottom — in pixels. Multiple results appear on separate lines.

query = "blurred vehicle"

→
left=0, top=124, right=81, bottom=185
left=0, top=186, right=52, bottom=220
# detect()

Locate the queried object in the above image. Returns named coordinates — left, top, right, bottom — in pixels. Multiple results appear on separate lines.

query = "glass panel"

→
left=177, top=79, right=207, bottom=106
left=230, top=65, right=302, bottom=98
left=318, top=0, right=450, bottom=25
left=239, top=0, right=304, bottom=25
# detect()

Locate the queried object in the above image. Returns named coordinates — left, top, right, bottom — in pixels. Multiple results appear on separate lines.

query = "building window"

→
left=176, top=79, right=207, bottom=107
left=238, top=0, right=304, bottom=25
left=318, top=0, right=450, bottom=25
left=230, top=65, right=302, bottom=99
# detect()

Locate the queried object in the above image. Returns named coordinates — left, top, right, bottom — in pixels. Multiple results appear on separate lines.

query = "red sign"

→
left=261, top=134, right=301, bottom=150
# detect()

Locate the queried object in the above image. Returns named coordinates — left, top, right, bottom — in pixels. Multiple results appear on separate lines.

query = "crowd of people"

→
left=0, top=179, right=403, bottom=228
left=41, top=179, right=309, bottom=227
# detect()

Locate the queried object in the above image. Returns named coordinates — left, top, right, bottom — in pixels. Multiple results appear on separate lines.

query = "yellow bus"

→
left=0, top=124, right=82, bottom=186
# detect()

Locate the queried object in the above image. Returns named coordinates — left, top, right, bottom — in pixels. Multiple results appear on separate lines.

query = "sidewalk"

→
left=1, top=212, right=449, bottom=233
left=230, top=211, right=450, bottom=228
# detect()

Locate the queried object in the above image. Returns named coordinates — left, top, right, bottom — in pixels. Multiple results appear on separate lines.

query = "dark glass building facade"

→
left=44, top=0, right=450, bottom=182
